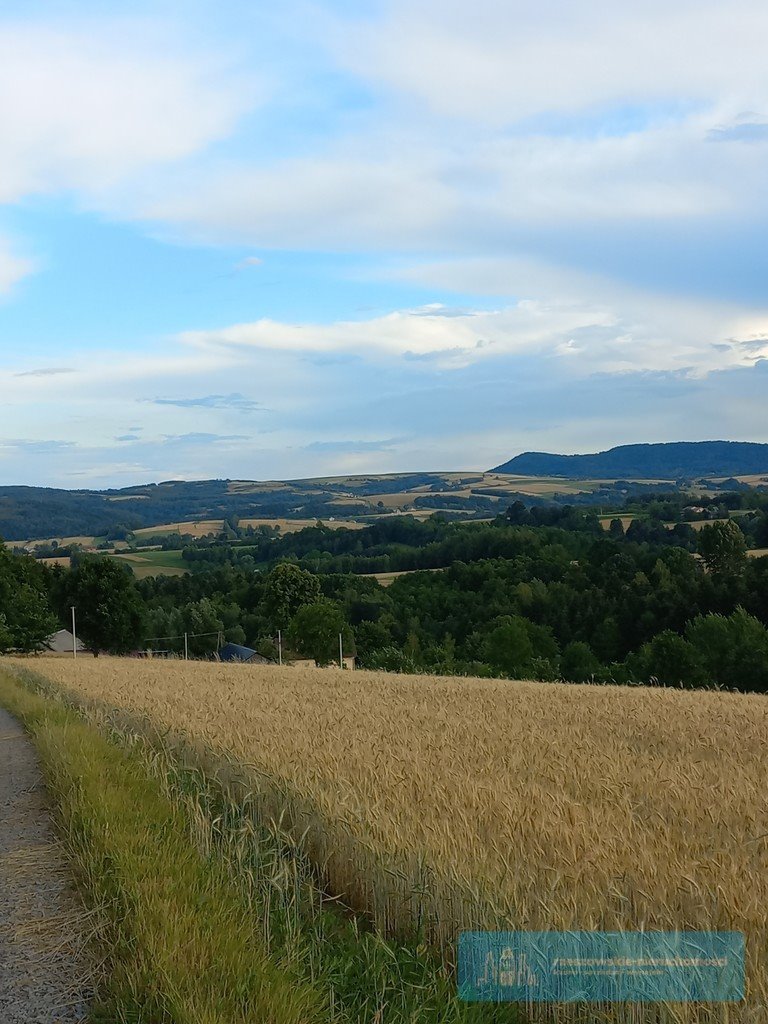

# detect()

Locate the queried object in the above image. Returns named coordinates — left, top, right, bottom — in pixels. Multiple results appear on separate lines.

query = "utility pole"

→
left=184, top=632, right=189, bottom=661
left=277, top=629, right=282, bottom=666
left=71, top=606, right=77, bottom=660
left=339, top=632, right=344, bottom=670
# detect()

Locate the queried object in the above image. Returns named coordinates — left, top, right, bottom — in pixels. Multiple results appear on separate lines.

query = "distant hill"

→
left=0, top=473, right=482, bottom=543
left=5, top=445, right=768, bottom=543
left=492, top=441, right=768, bottom=479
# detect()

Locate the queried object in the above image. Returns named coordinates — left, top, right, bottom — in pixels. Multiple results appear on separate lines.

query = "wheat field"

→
left=15, top=658, right=768, bottom=1020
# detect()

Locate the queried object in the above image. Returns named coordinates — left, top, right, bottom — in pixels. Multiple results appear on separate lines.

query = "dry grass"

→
left=707, top=475, right=768, bottom=486
left=133, top=517, right=366, bottom=537
left=16, top=659, right=768, bottom=1020
left=239, top=517, right=366, bottom=532
left=363, top=568, right=446, bottom=587
left=133, top=520, right=224, bottom=539
left=26, top=534, right=98, bottom=549
left=357, top=491, right=421, bottom=508
left=599, top=516, right=636, bottom=531
left=477, top=475, right=597, bottom=497
left=684, top=518, right=732, bottom=532
left=226, top=479, right=291, bottom=493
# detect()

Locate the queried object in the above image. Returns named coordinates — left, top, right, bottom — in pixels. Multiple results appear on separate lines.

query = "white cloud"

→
left=111, top=1, right=768, bottom=257
left=236, top=256, right=264, bottom=269
left=0, top=300, right=766, bottom=486
left=140, top=151, right=459, bottom=248
left=133, top=105, right=768, bottom=261
left=0, top=5, right=761, bottom=264
left=178, top=274, right=768, bottom=377
left=0, top=18, right=257, bottom=203
left=333, top=0, right=768, bottom=123
left=1, top=2, right=767, bottom=487
left=391, top=254, right=768, bottom=372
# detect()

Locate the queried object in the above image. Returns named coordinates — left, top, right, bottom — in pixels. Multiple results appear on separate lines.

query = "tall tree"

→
left=560, top=641, right=601, bottom=683
left=630, top=631, right=703, bottom=688
left=263, top=563, right=321, bottom=630
left=64, top=557, right=145, bottom=655
left=0, top=546, right=57, bottom=652
left=687, top=609, right=768, bottom=692
left=698, top=520, right=748, bottom=577
left=288, top=600, right=351, bottom=665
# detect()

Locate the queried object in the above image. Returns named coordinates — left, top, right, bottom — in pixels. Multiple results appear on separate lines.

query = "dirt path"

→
left=0, top=709, right=91, bottom=1023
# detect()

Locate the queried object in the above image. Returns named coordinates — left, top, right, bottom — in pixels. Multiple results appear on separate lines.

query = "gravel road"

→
left=0, top=709, right=91, bottom=1023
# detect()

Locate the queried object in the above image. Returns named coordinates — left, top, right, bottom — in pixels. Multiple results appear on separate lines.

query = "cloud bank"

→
left=0, top=2, right=766, bottom=485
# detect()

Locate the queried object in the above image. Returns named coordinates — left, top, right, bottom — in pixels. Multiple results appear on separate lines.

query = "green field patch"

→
left=111, top=549, right=188, bottom=578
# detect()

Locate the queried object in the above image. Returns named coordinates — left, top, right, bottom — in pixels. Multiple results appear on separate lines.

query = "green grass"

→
left=110, top=549, right=188, bottom=578
left=130, top=549, right=186, bottom=568
left=0, top=669, right=523, bottom=1024
left=0, top=671, right=327, bottom=1023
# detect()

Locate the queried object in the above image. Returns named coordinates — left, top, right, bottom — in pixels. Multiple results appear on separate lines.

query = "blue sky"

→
left=2, top=0, right=768, bottom=487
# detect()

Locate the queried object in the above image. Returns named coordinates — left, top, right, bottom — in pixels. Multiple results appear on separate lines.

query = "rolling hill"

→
left=492, top=441, right=768, bottom=479
left=4, top=440, right=768, bottom=543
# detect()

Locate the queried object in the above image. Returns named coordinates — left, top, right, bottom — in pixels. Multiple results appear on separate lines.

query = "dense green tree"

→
left=63, top=556, right=145, bottom=655
left=263, top=563, right=321, bottom=629
left=482, top=618, right=533, bottom=675
left=685, top=613, right=733, bottom=684
left=10, top=583, right=58, bottom=653
left=755, top=514, right=768, bottom=549
left=686, top=609, right=768, bottom=692
left=145, top=605, right=184, bottom=654
left=0, top=546, right=57, bottom=652
left=560, top=641, right=601, bottom=683
left=182, top=598, right=224, bottom=656
left=354, top=619, right=394, bottom=662
left=288, top=600, right=352, bottom=665
left=0, top=614, right=13, bottom=650
left=481, top=616, right=558, bottom=677
left=80, top=493, right=768, bottom=691
left=365, top=645, right=421, bottom=673
left=608, top=518, right=625, bottom=539
left=629, top=631, right=703, bottom=688
left=225, top=624, right=247, bottom=646
left=698, top=520, right=748, bottom=577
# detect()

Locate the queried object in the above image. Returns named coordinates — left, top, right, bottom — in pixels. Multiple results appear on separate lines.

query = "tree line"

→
left=1, top=507, right=767, bottom=691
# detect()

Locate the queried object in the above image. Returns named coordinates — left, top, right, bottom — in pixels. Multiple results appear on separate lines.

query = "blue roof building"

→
left=217, top=643, right=271, bottom=664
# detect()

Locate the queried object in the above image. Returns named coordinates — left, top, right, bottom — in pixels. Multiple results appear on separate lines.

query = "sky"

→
left=2, top=0, right=768, bottom=487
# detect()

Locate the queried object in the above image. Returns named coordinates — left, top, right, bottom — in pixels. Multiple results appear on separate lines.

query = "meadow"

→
left=15, top=657, right=768, bottom=1021
left=109, top=549, right=188, bottom=578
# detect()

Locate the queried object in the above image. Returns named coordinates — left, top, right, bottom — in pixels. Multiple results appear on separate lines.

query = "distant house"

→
left=217, top=643, right=271, bottom=665
left=44, top=629, right=85, bottom=655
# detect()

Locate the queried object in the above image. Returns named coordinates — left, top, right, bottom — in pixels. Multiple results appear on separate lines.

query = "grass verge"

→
left=0, top=669, right=522, bottom=1024
left=0, top=671, right=327, bottom=1024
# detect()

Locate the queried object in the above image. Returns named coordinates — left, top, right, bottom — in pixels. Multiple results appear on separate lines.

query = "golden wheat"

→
left=15, top=658, right=768, bottom=1020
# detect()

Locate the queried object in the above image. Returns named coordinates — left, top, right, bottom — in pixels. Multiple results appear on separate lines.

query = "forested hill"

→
left=492, top=441, right=768, bottom=479
left=0, top=473, right=490, bottom=541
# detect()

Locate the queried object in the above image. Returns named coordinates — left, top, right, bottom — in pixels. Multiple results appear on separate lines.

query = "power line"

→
left=143, top=629, right=224, bottom=662
left=143, top=631, right=221, bottom=643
